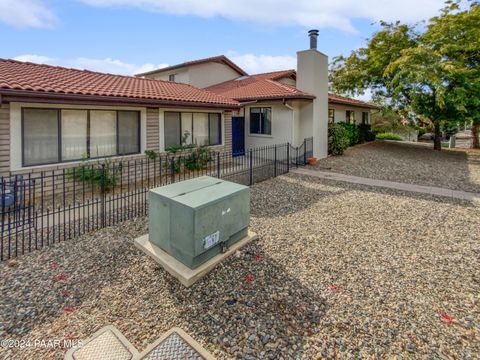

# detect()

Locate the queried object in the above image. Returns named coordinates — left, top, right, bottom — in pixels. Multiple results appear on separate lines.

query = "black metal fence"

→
left=0, top=137, right=313, bottom=261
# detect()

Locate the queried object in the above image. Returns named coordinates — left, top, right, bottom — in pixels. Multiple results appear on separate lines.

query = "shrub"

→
left=328, top=123, right=350, bottom=155
left=183, top=146, right=212, bottom=171
left=358, top=123, right=375, bottom=142
left=68, top=158, right=121, bottom=193
left=338, top=122, right=361, bottom=145
left=376, top=132, right=403, bottom=141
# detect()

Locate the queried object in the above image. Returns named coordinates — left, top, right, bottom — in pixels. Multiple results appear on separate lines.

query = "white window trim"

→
left=247, top=106, right=273, bottom=137
left=10, top=102, right=147, bottom=172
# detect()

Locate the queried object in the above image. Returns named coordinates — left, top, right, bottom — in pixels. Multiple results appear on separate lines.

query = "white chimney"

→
left=297, top=30, right=328, bottom=159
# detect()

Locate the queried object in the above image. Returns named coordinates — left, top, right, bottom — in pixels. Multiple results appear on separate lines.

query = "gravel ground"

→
left=315, top=141, right=480, bottom=193
left=1, top=173, right=479, bottom=359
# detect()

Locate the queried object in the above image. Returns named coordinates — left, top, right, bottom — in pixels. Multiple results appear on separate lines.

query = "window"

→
left=346, top=110, right=355, bottom=124
left=169, top=74, right=176, bottom=82
left=164, top=112, right=222, bottom=148
left=362, top=111, right=369, bottom=124
left=22, top=108, right=141, bottom=166
left=23, top=109, right=59, bottom=166
left=250, top=107, right=271, bottom=135
left=61, top=110, right=88, bottom=161
left=328, top=109, right=335, bottom=123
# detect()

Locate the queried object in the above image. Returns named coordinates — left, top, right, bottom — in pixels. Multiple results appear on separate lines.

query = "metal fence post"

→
left=303, top=138, right=307, bottom=165
left=274, top=144, right=277, bottom=177
left=170, top=157, right=175, bottom=183
left=249, top=149, right=253, bottom=186
left=217, top=152, right=221, bottom=178
left=100, top=164, right=106, bottom=228
left=287, top=143, right=290, bottom=173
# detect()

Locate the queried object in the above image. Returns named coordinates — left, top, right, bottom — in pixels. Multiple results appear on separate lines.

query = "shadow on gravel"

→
left=165, top=239, right=327, bottom=359
left=0, top=219, right=148, bottom=338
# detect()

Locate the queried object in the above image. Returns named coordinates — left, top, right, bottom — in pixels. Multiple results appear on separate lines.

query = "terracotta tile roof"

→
left=328, top=93, right=379, bottom=109
left=206, top=76, right=315, bottom=102
left=0, top=59, right=239, bottom=107
left=136, top=55, right=248, bottom=77
left=250, top=69, right=296, bottom=81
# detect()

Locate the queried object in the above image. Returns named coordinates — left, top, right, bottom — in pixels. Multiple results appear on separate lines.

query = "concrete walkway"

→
left=292, top=168, right=480, bottom=201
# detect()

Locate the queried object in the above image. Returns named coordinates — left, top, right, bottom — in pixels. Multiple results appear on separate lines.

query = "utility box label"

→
left=203, top=231, right=220, bottom=250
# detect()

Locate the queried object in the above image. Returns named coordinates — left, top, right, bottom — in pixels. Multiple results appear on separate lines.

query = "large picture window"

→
left=164, top=112, right=221, bottom=148
left=22, top=108, right=140, bottom=167
left=250, top=107, right=271, bottom=135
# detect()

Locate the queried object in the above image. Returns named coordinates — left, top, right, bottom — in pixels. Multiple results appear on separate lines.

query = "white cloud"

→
left=227, top=52, right=296, bottom=74
left=13, top=54, right=168, bottom=76
left=0, top=0, right=56, bottom=28
left=80, top=0, right=446, bottom=32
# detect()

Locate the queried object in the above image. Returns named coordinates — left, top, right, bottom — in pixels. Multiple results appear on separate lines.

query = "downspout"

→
left=283, top=99, right=296, bottom=145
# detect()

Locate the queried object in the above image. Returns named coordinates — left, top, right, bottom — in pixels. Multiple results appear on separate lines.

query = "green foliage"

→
left=376, top=133, right=403, bottom=141
left=338, top=122, right=361, bottom=146
left=329, top=1, right=480, bottom=150
left=68, top=158, right=120, bottom=193
left=183, top=146, right=212, bottom=171
left=358, top=123, right=375, bottom=142
left=144, top=150, right=158, bottom=160
left=328, top=123, right=350, bottom=155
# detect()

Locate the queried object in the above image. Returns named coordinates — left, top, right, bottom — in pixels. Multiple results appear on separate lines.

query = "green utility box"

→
left=149, top=176, right=250, bottom=269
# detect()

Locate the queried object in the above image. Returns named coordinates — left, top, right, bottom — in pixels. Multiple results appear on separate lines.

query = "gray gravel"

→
left=1, top=173, right=479, bottom=359
left=315, top=141, right=480, bottom=193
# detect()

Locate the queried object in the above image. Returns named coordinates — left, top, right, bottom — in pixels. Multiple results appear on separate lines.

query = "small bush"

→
left=328, top=123, right=350, bottom=155
left=376, top=132, right=403, bottom=141
left=68, top=159, right=121, bottom=193
left=338, top=122, right=361, bottom=146
left=358, top=123, right=375, bottom=142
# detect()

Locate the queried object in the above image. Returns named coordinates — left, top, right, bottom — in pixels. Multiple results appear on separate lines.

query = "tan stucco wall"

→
left=189, top=62, right=240, bottom=88
left=147, top=69, right=190, bottom=84
left=244, top=103, right=295, bottom=149
left=277, top=77, right=296, bottom=87
left=328, top=103, right=372, bottom=124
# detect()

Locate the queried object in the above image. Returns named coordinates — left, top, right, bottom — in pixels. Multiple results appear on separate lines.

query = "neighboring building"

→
left=0, top=30, right=377, bottom=176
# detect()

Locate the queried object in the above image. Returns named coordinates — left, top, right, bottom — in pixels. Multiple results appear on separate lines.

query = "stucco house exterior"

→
left=0, top=30, right=376, bottom=177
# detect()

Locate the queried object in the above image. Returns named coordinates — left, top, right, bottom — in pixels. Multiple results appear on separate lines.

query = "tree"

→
left=330, top=1, right=480, bottom=150
left=424, top=1, right=480, bottom=147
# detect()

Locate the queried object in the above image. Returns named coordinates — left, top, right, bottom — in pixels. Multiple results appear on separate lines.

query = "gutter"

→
left=282, top=99, right=294, bottom=110
left=0, top=89, right=240, bottom=110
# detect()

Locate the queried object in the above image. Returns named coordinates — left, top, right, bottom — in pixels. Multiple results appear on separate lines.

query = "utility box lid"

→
left=150, top=176, right=244, bottom=209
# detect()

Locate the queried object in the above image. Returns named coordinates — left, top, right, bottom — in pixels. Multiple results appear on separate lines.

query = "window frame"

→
left=328, top=109, right=335, bottom=124
left=362, top=111, right=369, bottom=124
left=21, top=107, right=141, bottom=167
left=346, top=110, right=355, bottom=124
left=164, top=111, right=222, bottom=148
left=249, top=107, right=272, bottom=136
left=169, top=74, right=176, bottom=82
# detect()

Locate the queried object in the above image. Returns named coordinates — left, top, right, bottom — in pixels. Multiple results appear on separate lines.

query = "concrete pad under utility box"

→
left=134, top=231, right=257, bottom=287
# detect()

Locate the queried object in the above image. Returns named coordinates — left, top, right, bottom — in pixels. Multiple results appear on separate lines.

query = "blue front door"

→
left=232, top=116, right=245, bottom=156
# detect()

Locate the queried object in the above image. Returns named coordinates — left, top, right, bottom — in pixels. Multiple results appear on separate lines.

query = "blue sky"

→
left=1, top=0, right=447, bottom=76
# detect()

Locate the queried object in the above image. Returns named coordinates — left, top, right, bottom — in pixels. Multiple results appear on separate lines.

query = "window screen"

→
left=23, top=109, right=59, bottom=166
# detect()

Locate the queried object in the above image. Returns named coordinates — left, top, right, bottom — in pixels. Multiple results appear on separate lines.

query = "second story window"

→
left=169, top=74, right=176, bottom=82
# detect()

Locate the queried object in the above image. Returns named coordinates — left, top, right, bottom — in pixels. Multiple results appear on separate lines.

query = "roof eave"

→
left=328, top=98, right=379, bottom=109
left=233, top=94, right=316, bottom=102
left=0, top=89, right=240, bottom=110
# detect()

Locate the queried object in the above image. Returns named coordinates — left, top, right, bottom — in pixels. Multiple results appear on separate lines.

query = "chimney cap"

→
left=308, top=29, right=319, bottom=35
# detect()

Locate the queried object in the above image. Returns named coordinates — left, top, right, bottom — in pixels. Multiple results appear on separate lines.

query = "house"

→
left=0, top=60, right=239, bottom=176
left=138, top=30, right=376, bottom=157
left=0, top=30, right=375, bottom=177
